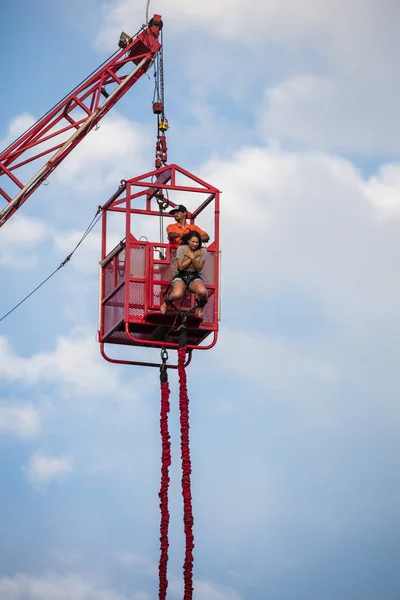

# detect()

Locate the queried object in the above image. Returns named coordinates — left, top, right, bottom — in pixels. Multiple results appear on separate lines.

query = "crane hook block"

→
left=159, top=120, right=169, bottom=131
left=153, top=102, right=163, bottom=114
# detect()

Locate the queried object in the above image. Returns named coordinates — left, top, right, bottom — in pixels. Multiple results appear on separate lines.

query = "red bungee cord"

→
left=157, top=340, right=195, bottom=599
left=158, top=352, right=171, bottom=599
left=178, top=345, right=195, bottom=599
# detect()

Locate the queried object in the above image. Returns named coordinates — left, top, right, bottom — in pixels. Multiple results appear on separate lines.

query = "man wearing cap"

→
left=167, top=205, right=209, bottom=245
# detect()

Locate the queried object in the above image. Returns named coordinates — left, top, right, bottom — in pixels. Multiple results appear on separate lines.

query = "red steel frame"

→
left=99, top=163, right=220, bottom=367
left=0, top=15, right=163, bottom=228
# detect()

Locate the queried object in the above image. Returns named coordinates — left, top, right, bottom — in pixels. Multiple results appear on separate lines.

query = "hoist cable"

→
left=159, top=29, right=165, bottom=115
left=145, top=0, right=151, bottom=25
left=0, top=206, right=102, bottom=324
left=178, top=345, right=195, bottom=599
left=158, top=350, right=171, bottom=599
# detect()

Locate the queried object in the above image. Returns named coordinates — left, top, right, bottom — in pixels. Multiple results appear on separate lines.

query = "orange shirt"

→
left=166, top=222, right=207, bottom=244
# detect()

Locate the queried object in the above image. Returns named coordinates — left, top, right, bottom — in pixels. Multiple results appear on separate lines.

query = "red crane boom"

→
left=0, top=15, right=163, bottom=228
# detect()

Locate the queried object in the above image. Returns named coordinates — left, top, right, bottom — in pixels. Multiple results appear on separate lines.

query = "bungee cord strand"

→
left=158, top=351, right=171, bottom=599
left=178, top=345, right=195, bottom=599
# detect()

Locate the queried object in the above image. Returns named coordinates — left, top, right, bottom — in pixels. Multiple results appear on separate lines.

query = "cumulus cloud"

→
left=95, top=0, right=400, bottom=156
left=167, top=574, right=242, bottom=600
left=0, top=403, right=40, bottom=438
left=96, top=0, right=374, bottom=47
left=25, top=453, right=73, bottom=485
left=54, top=114, right=152, bottom=192
left=0, top=113, right=46, bottom=205
left=51, top=229, right=103, bottom=275
left=50, top=227, right=124, bottom=275
left=201, top=145, right=400, bottom=329
left=193, top=581, right=242, bottom=600
left=0, top=214, right=47, bottom=269
left=363, top=163, right=400, bottom=217
left=216, top=329, right=339, bottom=392
left=96, top=0, right=399, bottom=72
left=261, top=74, right=400, bottom=154
left=0, top=572, right=239, bottom=600
left=0, top=113, right=36, bottom=149
left=0, top=573, right=145, bottom=600
left=0, top=330, right=145, bottom=401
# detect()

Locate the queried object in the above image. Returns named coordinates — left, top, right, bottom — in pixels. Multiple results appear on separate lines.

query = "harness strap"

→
left=196, top=297, right=208, bottom=308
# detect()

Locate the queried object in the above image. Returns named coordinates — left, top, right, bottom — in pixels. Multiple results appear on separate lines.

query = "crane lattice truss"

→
left=0, top=15, right=163, bottom=228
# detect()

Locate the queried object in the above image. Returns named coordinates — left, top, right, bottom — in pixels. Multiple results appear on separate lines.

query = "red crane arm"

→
left=0, top=15, right=163, bottom=228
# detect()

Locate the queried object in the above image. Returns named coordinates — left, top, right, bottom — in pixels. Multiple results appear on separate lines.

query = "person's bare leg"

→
left=160, top=281, right=186, bottom=314
left=189, top=280, right=208, bottom=318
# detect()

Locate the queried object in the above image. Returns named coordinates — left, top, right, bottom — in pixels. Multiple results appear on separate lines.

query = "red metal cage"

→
left=98, top=163, right=220, bottom=364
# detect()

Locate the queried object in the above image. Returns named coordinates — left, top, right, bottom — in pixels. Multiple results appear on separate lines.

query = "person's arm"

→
left=167, top=224, right=180, bottom=242
left=167, top=224, right=191, bottom=242
left=193, top=225, right=209, bottom=243
left=176, top=245, right=191, bottom=270
left=177, top=256, right=192, bottom=270
left=191, top=248, right=206, bottom=272
left=168, top=231, right=182, bottom=241
left=191, top=258, right=205, bottom=272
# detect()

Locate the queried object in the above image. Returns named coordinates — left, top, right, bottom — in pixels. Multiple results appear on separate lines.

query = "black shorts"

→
left=171, top=271, right=203, bottom=288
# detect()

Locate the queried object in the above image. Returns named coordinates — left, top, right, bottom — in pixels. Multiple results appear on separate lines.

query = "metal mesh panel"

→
left=202, top=250, right=215, bottom=285
left=103, top=261, right=114, bottom=297
left=202, top=289, right=215, bottom=325
left=130, top=245, right=146, bottom=278
left=116, top=248, right=126, bottom=286
left=105, top=330, right=148, bottom=345
left=103, top=286, right=125, bottom=338
left=153, top=260, right=176, bottom=282
left=152, top=282, right=164, bottom=307
left=107, top=330, right=127, bottom=342
left=128, top=281, right=145, bottom=318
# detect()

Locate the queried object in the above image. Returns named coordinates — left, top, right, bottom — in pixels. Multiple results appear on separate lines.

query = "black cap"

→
left=169, top=204, right=187, bottom=215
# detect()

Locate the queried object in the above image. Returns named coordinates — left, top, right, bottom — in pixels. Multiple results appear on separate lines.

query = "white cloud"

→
left=50, top=228, right=123, bottom=275
left=193, top=581, right=242, bottom=600
left=95, top=0, right=400, bottom=156
left=55, top=114, right=151, bottom=192
left=115, top=555, right=242, bottom=599
left=216, top=328, right=339, bottom=392
left=363, top=163, right=400, bottom=217
left=0, top=214, right=47, bottom=269
left=115, top=553, right=156, bottom=577
left=0, top=573, right=147, bottom=600
left=0, top=331, right=133, bottom=399
left=0, top=403, right=40, bottom=438
left=26, top=453, right=72, bottom=485
left=115, top=553, right=242, bottom=599
left=261, top=74, right=400, bottom=154
left=201, top=145, right=400, bottom=329
left=95, top=0, right=357, bottom=48
left=96, top=0, right=397, bottom=63
left=167, top=575, right=242, bottom=600
left=0, top=113, right=36, bottom=148
left=51, top=230, right=103, bottom=275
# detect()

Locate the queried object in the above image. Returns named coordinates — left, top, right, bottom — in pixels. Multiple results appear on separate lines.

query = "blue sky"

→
left=1, top=1, right=400, bottom=599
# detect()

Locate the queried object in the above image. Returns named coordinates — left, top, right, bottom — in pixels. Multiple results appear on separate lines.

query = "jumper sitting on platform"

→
left=161, top=230, right=208, bottom=318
